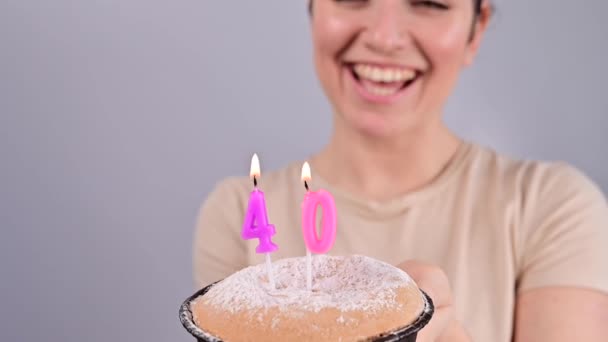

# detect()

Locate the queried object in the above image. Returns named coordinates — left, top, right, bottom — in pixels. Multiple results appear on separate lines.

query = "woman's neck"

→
left=311, top=120, right=462, bottom=202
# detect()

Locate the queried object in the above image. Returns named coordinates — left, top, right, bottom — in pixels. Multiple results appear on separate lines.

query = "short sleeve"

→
left=518, top=163, right=608, bottom=294
left=192, top=178, right=248, bottom=289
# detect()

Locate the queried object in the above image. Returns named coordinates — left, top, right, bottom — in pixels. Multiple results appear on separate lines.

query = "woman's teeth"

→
left=351, top=63, right=417, bottom=97
left=353, top=64, right=417, bottom=83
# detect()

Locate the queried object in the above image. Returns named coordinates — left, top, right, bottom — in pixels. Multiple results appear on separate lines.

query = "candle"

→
left=300, top=162, right=337, bottom=290
left=242, top=154, right=278, bottom=288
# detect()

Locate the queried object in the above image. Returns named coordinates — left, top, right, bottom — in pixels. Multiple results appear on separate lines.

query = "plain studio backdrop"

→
left=1, top=1, right=606, bottom=341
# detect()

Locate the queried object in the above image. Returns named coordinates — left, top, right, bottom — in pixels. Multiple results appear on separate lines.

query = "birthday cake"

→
left=187, top=255, right=431, bottom=341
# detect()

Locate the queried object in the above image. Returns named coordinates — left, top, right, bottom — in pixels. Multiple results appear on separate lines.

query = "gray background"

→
left=1, top=1, right=606, bottom=341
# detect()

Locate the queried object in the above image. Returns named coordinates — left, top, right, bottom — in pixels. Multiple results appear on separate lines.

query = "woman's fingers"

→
left=398, top=260, right=453, bottom=308
left=398, top=260, right=454, bottom=342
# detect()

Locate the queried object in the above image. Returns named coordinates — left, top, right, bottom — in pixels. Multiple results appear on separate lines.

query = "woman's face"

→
left=310, top=0, right=489, bottom=138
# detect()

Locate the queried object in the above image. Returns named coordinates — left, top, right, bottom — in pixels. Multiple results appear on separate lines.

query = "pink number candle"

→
left=301, top=162, right=337, bottom=290
left=242, top=154, right=278, bottom=288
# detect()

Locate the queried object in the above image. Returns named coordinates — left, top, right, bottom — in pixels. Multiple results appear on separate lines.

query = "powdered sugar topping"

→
left=202, top=255, right=414, bottom=314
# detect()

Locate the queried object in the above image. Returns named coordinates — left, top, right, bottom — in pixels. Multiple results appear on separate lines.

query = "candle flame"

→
left=301, top=162, right=311, bottom=182
left=250, top=153, right=261, bottom=179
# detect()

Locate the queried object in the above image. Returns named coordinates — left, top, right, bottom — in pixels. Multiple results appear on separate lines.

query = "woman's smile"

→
left=344, top=62, right=422, bottom=104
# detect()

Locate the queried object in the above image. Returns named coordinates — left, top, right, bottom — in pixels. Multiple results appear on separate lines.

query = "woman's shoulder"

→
left=466, top=142, right=606, bottom=205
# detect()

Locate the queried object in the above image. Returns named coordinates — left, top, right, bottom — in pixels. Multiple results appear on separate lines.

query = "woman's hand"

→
left=398, top=261, right=471, bottom=342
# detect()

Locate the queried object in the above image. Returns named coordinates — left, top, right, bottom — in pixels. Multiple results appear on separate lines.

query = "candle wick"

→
left=253, top=176, right=258, bottom=188
left=304, top=180, right=309, bottom=191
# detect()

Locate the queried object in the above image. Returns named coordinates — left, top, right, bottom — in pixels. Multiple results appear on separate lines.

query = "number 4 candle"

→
left=301, top=162, right=337, bottom=290
left=242, top=154, right=278, bottom=289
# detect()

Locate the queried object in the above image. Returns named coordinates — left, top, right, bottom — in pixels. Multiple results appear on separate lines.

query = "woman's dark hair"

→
left=474, top=0, right=483, bottom=16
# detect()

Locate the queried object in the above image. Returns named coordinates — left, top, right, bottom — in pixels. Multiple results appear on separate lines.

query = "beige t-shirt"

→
left=193, top=142, right=608, bottom=342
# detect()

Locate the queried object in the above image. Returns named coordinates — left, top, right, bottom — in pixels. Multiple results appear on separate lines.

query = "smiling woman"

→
left=193, top=1, right=608, bottom=341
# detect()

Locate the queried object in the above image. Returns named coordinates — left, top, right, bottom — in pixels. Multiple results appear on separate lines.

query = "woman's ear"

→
left=464, top=1, right=493, bottom=66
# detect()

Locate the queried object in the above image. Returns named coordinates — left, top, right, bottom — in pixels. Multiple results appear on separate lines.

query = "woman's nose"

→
left=362, top=2, right=409, bottom=54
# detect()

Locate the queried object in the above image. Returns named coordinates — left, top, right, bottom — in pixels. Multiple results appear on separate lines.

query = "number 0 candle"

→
left=242, top=154, right=278, bottom=288
left=300, top=162, right=337, bottom=290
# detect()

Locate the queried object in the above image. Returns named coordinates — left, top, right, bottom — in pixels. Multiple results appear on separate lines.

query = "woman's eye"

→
left=412, top=1, right=449, bottom=10
left=334, top=0, right=369, bottom=4
left=333, top=0, right=370, bottom=9
left=333, top=0, right=448, bottom=11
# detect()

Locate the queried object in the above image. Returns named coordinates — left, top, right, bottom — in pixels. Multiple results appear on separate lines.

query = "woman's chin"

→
left=345, top=111, right=414, bottom=140
left=352, top=118, right=402, bottom=140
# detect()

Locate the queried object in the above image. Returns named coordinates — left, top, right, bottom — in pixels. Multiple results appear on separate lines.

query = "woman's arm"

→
left=514, top=287, right=608, bottom=341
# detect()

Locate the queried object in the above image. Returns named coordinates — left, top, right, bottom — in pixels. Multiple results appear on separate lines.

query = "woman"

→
left=193, top=0, right=608, bottom=340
